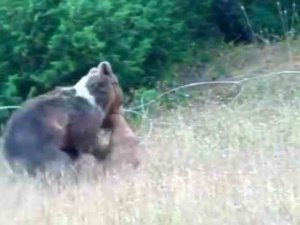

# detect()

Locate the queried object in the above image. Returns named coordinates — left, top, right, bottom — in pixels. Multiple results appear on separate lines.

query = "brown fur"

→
left=2, top=62, right=135, bottom=177
left=94, top=63, right=142, bottom=172
left=104, top=114, right=142, bottom=173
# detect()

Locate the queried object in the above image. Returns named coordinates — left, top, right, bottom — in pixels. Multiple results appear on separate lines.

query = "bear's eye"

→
left=93, top=82, right=106, bottom=89
left=90, top=82, right=109, bottom=95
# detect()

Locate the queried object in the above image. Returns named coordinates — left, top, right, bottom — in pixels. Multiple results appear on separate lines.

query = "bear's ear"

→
left=88, top=67, right=100, bottom=76
left=98, top=61, right=113, bottom=76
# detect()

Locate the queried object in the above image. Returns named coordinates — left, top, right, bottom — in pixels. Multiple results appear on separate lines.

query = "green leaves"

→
left=0, top=0, right=188, bottom=108
left=0, top=0, right=298, bottom=125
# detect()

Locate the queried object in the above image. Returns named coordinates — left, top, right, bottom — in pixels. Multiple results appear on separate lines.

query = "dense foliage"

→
left=0, top=0, right=299, bottom=123
left=242, top=0, right=300, bottom=38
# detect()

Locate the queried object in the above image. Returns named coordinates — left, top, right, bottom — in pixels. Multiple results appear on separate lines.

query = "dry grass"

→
left=1, top=44, right=300, bottom=225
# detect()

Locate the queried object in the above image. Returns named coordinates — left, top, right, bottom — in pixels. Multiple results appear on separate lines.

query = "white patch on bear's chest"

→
left=73, top=75, right=96, bottom=106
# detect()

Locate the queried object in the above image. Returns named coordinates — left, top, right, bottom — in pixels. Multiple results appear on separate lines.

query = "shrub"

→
left=0, top=0, right=190, bottom=110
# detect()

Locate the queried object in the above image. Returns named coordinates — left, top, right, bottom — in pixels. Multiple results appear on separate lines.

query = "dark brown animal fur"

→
left=3, top=61, right=134, bottom=177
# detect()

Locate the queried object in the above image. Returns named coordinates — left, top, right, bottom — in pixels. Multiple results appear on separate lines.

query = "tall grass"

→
left=0, top=43, right=300, bottom=225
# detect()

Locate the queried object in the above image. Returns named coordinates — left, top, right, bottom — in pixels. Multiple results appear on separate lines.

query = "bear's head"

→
left=71, top=61, right=124, bottom=117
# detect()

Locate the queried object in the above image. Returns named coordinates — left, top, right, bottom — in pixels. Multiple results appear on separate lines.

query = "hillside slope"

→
left=0, top=41, right=300, bottom=225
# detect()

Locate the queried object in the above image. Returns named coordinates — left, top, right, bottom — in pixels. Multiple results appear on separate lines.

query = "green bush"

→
left=0, top=0, right=299, bottom=124
left=0, top=0, right=191, bottom=105
left=241, top=0, right=299, bottom=38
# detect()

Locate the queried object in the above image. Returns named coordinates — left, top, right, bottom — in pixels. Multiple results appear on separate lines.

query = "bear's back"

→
left=4, top=90, right=104, bottom=156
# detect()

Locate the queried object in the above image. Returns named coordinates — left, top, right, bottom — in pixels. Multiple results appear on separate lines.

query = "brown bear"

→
left=3, top=61, right=128, bottom=177
left=103, top=113, right=142, bottom=175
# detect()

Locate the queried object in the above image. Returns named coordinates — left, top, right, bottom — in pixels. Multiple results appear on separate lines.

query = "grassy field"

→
left=0, top=42, right=300, bottom=225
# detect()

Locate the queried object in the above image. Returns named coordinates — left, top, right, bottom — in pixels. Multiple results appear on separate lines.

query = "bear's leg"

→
left=72, top=134, right=111, bottom=162
left=91, top=144, right=111, bottom=161
left=6, top=146, right=77, bottom=183
left=103, top=114, right=142, bottom=173
left=21, top=146, right=76, bottom=180
left=42, top=146, right=76, bottom=178
left=61, top=147, right=80, bottom=160
left=90, top=130, right=112, bottom=161
left=4, top=136, right=71, bottom=174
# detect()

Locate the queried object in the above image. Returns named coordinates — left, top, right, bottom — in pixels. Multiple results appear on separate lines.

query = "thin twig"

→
left=1, top=70, right=300, bottom=113
left=127, top=70, right=300, bottom=111
left=0, top=106, right=20, bottom=110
